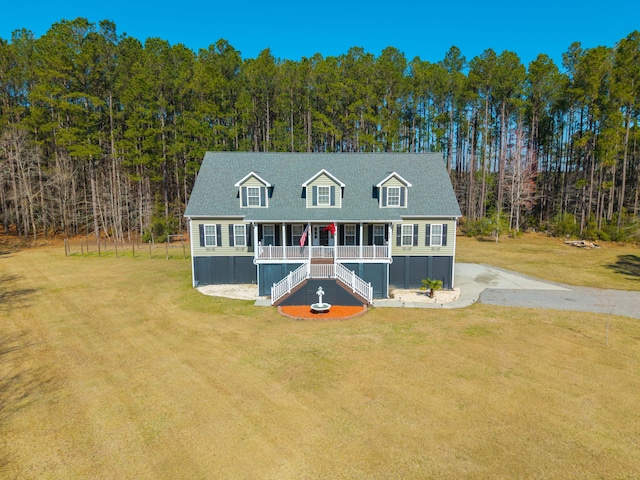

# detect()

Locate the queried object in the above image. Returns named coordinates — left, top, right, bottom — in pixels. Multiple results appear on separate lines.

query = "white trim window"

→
left=317, top=186, right=331, bottom=205
left=247, top=186, right=261, bottom=206
left=234, top=224, right=246, bottom=247
left=262, top=224, right=275, bottom=246
left=387, top=186, right=401, bottom=207
left=373, top=224, right=385, bottom=245
left=344, top=224, right=356, bottom=246
left=291, top=224, right=303, bottom=246
left=430, top=224, right=443, bottom=247
left=401, top=224, right=413, bottom=247
left=204, top=224, right=217, bottom=247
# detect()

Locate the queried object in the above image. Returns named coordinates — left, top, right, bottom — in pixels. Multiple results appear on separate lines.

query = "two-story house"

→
left=184, top=152, right=462, bottom=305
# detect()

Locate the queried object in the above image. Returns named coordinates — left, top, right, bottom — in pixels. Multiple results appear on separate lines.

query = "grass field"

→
left=456, top=233, right=640, bottom=291
left=1, top=235, right=640, bottom=478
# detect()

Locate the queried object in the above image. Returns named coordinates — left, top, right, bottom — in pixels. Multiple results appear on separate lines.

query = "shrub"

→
left=420, top=278, right=443, bottom=298
left=548, top=212, right=579, bottom=238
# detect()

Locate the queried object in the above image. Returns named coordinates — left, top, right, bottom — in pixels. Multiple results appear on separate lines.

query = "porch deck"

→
left=255, top=245, right=390, bottom=263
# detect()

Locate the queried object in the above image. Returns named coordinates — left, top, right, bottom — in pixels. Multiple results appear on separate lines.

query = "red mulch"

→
left=278, top=304, right=368, bottom=320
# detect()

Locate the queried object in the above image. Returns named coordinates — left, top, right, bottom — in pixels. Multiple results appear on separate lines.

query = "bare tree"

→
left=0, top=127, right=43, bottom=239
left=505, top=125, right=538, bottom=231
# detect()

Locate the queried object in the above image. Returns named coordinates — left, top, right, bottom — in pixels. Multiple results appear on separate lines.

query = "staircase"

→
left=271, top=260, right=373, bottom=306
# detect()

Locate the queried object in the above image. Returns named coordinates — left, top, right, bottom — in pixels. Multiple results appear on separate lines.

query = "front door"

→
left=312, top=225, right=333, bottom=246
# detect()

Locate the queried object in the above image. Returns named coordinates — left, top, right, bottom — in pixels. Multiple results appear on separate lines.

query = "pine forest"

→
left=1, top=18, right=640, bottom=242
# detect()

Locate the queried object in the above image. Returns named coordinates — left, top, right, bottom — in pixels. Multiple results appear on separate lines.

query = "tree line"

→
left=1, top=18, right=639, bottom=242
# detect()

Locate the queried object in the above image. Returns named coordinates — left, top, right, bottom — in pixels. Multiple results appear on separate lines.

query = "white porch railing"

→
left=257, top=244, right=389, bottom=262
left=257, top=245, right=309, bottom=260
left=270, top=263, right=310, bottom=305
left=335, top=245, right=389, bottom=260
left=335, top=263, right=373, bottom=304
left=309, top=264, right=334, bottom=278
left=270, top=262, right=373, bottom=305
left=310, top=246, right=335, bottom=259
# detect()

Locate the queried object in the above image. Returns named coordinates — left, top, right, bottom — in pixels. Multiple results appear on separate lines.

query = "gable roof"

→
left=234, top=171, right=271, bottom=187
left=301, top=168, right=346, bottom=188
left=376, top=171, right=412, bottom=188
left=184, top=152, right=461, bottom=221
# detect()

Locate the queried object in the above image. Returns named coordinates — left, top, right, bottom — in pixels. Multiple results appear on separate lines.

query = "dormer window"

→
left=380, top=186, right=406, bottom=207
left=235, top=172, right=271, bottom=208
left=376, top=172, right=411, bottom=208
left=303, top=169, right=344, bottom=209
left=247, top=186, right=262, bottom=206
left=317, top=186, right=331, bottom=205
left=387, top=186, right=401, bottom=207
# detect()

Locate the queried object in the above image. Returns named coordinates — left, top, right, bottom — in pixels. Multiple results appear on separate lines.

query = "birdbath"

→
left=311, top=286, right=331, bottom=313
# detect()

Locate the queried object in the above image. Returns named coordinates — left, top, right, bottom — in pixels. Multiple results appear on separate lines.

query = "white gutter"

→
left=187, top=217, right=196, bottom=288
left=451, top=217, right=458, bottom=289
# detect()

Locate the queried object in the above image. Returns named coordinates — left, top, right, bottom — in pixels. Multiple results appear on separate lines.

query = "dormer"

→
left=235, top=172, right=271, bottom=208
left=376, top=172, right=412, bottom=208
left=302, top=169, right=345, bottom=208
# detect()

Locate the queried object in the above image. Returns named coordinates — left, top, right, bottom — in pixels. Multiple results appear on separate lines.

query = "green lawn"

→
left=1, top=239, right=640, bottom=478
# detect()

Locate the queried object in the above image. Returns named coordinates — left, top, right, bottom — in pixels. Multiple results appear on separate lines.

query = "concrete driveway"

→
left=375, top=263, right=640, bottom=320
left=455, top=264, right=640, bottom=319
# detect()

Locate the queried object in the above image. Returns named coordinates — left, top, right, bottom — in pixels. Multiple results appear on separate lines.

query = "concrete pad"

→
left=374, top=263, right=570, bottom=310
left=451, top=263, right=570, bottom=309
left=455, top=263, right=569, bottom=290
left=254, top=297, right=272, bottom=307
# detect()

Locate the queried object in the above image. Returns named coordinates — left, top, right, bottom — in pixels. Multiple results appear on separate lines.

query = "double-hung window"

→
left=401, top=224, right=413, bottom=247
left=234, top=224, right=246, bottom=247
left=387, top=186, right=401, bottom=207
left=373, top=225, right=385, bottom=245
left=291, top=224, right=303, bottom=246
left=262, top=224, right=275, bottom=246
left=317, top=186, right=330, bottom=206
left=430, top=224, right=443, bottom=247
left=344, top=224, right=356, bottom=246
left=204, top=224, right=217, bottom=247
left=247, top=187, right=261, bottom=206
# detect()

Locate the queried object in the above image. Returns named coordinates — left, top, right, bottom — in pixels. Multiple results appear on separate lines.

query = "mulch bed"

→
left=278, top=304, right=368, bottom=320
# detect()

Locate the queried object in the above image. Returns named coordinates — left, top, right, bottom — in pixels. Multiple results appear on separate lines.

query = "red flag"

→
left=300, top=224, right=310, bottom=246
left=323, top=223, right=336, bottom=235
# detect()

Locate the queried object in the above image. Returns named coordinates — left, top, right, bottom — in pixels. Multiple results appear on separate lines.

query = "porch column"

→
left=359, top=222, right=363, bottom=259
left=282, top=222, right=287, bottom=259
left=253, top=223, right=258, bottom=259
left=388, top=223, right=393, bottom=258
left=308, top=223, right=312, bottom=262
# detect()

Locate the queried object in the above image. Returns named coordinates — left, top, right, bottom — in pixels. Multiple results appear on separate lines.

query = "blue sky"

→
left=2, top=0, right=639, bottom=68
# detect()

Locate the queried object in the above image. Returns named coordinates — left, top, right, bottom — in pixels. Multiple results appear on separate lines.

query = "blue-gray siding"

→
left=193, top=256, right=257, bottom=286
left=340, top=262, right=388, bottom=298
left=258, top=263, right=304, bottom=296
left=389, top=256, right=453, bottom=290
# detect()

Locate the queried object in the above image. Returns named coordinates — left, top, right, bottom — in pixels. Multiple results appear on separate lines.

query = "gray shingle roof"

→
left=184, top=152, right=462, bottom=221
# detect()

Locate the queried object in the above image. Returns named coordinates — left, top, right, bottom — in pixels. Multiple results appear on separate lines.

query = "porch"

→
left=252, top=222, right=393, bottom=264
left=255, top=245, right=391, bottom=263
